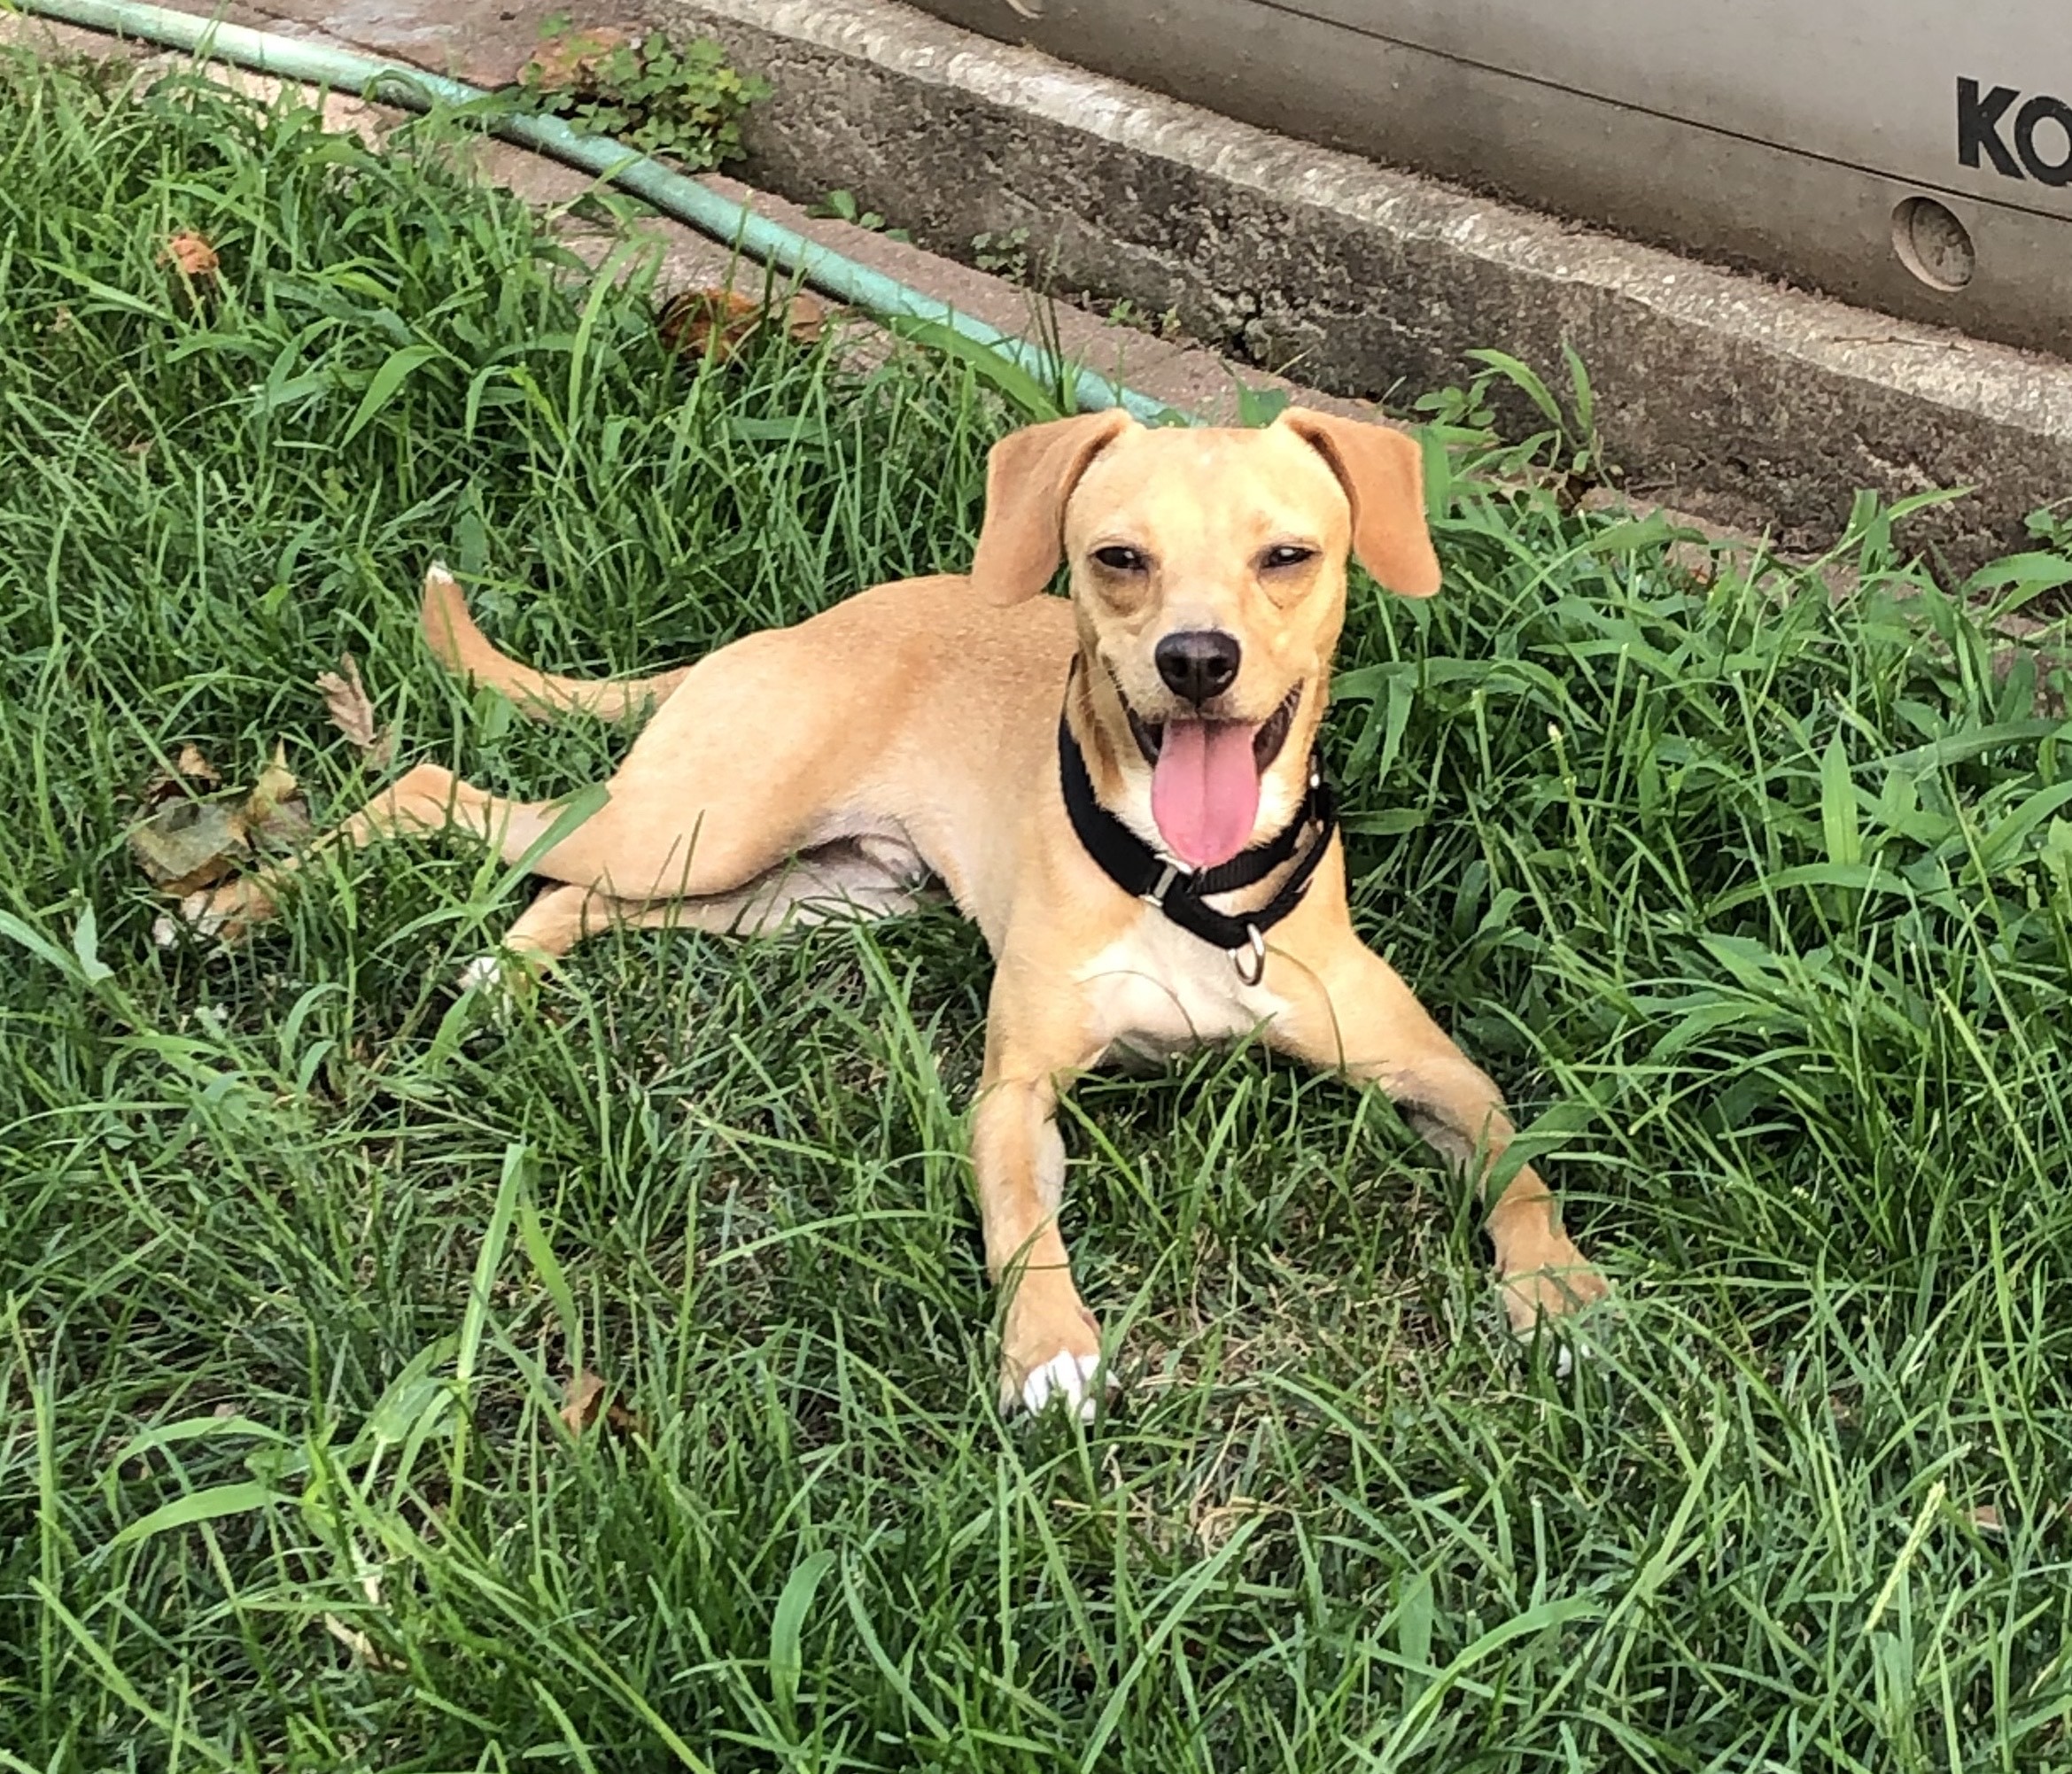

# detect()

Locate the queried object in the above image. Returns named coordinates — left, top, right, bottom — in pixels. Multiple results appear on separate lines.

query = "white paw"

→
left=455, top=954, right=502, bottom=994
left=1019, top=1351, right=1105, bottom=1422
left=456, top=949, right=552, bottom=1007
left=1530, top=1326, right=1595, bottom=1380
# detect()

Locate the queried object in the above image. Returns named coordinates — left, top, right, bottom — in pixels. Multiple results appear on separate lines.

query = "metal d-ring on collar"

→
left=1056, top=670, right=1338, bottom=985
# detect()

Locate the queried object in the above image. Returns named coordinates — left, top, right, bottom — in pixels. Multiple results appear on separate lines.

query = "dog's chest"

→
left=1075, top=910, right=1287, bottom=1061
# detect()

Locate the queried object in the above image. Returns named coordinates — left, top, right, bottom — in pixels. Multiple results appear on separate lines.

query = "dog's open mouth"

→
left=1123, top=683, right=1302, bottom=871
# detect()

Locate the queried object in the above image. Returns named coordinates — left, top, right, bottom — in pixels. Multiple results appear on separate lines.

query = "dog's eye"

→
left=1261, top=545, right=1316, bottom=570
left=1091, top=545, right=1148, bottom=573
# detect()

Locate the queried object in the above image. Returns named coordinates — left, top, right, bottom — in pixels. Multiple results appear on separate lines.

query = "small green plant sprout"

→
left=971, top=227, right=1031, bottom=282
left=1416, top=341, right=1612, bottom=507
left=2022, top=496, right=2072, bottom=554
left=1233, top=382, right=1292, bottom=428
left=1103, top=298, right=1185, bottom=340
left=809, top=189, right=912, bottom=243
left=516, top=18, right=768, bottom=168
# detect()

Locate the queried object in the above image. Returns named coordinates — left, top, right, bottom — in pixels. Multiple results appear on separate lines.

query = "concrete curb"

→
left=664, top=0, right=2072, bottom=578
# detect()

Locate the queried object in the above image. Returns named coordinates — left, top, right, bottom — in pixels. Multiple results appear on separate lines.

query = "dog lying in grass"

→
left=177, top=407, right=1607, bottom=1414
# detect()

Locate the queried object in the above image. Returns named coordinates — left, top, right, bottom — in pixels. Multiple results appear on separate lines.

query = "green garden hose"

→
left=14, top=0, right=1185, bottom=423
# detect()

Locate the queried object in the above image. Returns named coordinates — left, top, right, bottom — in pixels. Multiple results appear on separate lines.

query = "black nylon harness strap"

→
left=1056, top=687, right=1338, bottom=976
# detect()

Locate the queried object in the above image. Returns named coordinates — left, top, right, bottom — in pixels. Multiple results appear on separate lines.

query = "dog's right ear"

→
left=1274, top=408, right=1441, bottom=598
left=970, top=410, right=1135, bottom=605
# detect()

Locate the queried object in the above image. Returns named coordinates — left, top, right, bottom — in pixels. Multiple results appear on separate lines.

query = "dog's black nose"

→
left=1154, top=630, right=1241, bottom=705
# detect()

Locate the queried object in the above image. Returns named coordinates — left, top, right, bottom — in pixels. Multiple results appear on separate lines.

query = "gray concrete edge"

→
left=664, top=0, right=2072, bottom=577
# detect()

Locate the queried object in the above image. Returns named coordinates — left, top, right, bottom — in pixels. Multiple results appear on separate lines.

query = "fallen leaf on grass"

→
left=129, top=742, right=313, bottom=895
left=128, top=800, right=250, bottom=897
left=159, top=231, right=219, bottom=292
left=137, top=741, right=221, bottom=809
left=175, top=743, right=220, bottom=786
left=559, top=1368, right=639, bottom=1437
left=656, top=285, right=826, bottom=362
left=315, top=653, right=395, bottom=769
left=560, top=1368, right=605, bottom=1434
left=244, top=743, right=311, bottom=853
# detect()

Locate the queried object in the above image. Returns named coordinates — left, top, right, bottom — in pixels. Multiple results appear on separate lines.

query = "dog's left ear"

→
left=1274, top=408, right=1442, bottom=598
left=970, top=410, right=1136, bottom=605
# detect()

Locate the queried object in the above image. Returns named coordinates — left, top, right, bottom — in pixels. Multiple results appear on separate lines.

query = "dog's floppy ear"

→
left=1275, top=408, right=1441, bottom=598
left=970, top=410, right=1135, bottom=605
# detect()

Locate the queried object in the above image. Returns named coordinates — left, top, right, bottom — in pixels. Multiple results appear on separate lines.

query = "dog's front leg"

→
left=1273, top=926, right=1608, bottom=1337
left=971, top=996, right=1105, bottom=1417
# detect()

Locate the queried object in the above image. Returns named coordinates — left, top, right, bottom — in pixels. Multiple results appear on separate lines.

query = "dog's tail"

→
left=420, top=565, right=694, bottom=723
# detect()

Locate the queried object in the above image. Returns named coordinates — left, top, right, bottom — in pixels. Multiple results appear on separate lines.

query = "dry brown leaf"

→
left=139, top=742, right=222, bottom=810
left=559, top=1368, right=639, bottom=1438
left=132, top=743, right=316, bottom=896
left=560, top=1368, right=607, bottom=1436
left=1971, top=1503, right=2004, bottom=1534
left=315, top=655, right=376, bottom=750
left=160, top=231, right=219, bottom=284
left=315, top=653, right=395, bottom=769
left=128, top=800, right=249, bottom=895
left=246, top=742, right=297, bottom=813
left=657, top=286, right=826, bottom=363
left=175, top=743, right=221, bottom=786
left=782, top=292, right=827, bottom=343
left=243, top=742, right=311, bottom=853
left=524, top=25, right=629, bottom=91
left=131, top=743, right=247, bottom=891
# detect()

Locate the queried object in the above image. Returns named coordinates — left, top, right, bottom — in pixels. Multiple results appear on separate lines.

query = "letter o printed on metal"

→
left=2015, top=93, right=2072, bottom=186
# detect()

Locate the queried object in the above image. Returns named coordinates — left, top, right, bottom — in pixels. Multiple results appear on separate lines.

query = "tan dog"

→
left=180, top=407, right=1607, bottom=1415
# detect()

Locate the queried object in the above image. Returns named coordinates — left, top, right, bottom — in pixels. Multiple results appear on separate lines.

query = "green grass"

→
left=3, top=50, right=2071, bottom=1773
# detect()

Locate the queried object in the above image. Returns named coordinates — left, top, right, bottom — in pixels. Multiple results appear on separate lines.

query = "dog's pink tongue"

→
left=1151, top=718, right=1261, bottom=869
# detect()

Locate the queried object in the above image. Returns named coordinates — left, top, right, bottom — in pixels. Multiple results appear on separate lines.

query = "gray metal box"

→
left=912, top=0, right=2072, bottom=357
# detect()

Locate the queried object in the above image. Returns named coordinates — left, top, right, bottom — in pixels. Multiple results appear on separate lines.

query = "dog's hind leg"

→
left=164, top=763, right=583, bottom=944
left=459, top=837, right=934, bottom=987
left=168, top=577, right=935, bottom=952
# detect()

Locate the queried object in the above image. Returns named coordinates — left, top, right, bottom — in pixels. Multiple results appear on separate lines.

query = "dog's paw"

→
left=1500, top=1250, right=1611, bottom=1376
left=999, top=1304, right=1110, bottom=1422
left=455, top=954, right=504, bottom=995
left=454, top=948, right=553, bottom=1000
left=1016, top=1350, right=1106, bottom=1422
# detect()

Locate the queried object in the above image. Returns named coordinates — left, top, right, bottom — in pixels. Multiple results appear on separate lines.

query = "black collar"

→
left=1057, top=678, right=1338, bottom=983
